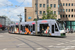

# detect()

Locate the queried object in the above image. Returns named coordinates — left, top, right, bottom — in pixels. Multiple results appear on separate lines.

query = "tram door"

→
left=51, top=22, right=55, bottom=34
left=51, top=22, right=60, bottom=36
left=29, top=25, right=33, bottom=32
left=52, top=25, right=54, bottom=34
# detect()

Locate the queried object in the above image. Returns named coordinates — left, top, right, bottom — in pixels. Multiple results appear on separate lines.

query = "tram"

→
left=8, top=19, right=66, bottom=37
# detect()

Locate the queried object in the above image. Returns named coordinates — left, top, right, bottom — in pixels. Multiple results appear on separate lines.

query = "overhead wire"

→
left=7, top=0, right=25, bottom=14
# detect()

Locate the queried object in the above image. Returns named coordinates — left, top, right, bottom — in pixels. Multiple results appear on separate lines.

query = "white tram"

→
left=8, top=19, right=66, bottom=37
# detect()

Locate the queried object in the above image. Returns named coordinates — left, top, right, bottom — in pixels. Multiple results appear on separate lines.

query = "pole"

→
left=17, top=14, right=22, bottom=33
left=36, top=0, right=39, bottom=20
left=35, top=0, right=39, bottom=35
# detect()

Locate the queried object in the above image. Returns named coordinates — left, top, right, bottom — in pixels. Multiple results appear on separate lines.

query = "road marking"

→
left=61, top=48, right=69, bottom=50
left=3, top=48, right=7, bottom=50
left=37, top=48, right=43, bottom=50
left=61, top=46, right=75, bottom=50
left=57, top=43, right=64, bottom=45
left=17, top=43, right=25, bottom=46
left=48, top=45, right=53, bottom=47
left=72, top=40, right=75, bottom=42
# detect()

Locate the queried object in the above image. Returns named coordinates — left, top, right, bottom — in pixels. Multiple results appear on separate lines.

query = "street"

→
left=0, top=31, right=75, bottom=50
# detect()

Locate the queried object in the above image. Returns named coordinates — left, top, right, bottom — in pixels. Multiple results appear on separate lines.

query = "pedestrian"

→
left=67, top=28, right=69, bottom=33
left=71, top=28, right=73, bottom=33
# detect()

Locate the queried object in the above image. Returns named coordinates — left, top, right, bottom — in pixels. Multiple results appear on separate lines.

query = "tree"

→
left=42, top=7, right=57, bottom=19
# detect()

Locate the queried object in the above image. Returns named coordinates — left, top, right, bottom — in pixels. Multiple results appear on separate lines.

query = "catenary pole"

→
left=35, top=0, right=39, bottom=35
left=17, top=14, right=22, bottom=33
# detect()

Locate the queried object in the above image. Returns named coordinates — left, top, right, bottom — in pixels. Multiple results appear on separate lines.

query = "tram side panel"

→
left=20, top=22, right=36, bottom=35
left=37, top=20, right=61, bottom=36
left=50, top=20, right=60, bottom=36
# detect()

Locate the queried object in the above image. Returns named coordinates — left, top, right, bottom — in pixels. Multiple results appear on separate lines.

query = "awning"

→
left=0, top=23, right=2, bottom=27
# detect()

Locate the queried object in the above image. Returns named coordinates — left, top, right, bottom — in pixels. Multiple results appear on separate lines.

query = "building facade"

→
left=0, top=16, right=12, bottom=26
left=25, top=0, right=75, bottom=31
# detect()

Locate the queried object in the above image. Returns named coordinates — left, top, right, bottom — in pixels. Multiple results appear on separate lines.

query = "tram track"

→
left=5, top=33, right=75, bottom=50
left=5, top=34, right=50, bottom=50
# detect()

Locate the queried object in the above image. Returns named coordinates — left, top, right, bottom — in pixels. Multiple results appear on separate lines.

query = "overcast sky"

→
left=0, top=0, right=32, bottom=22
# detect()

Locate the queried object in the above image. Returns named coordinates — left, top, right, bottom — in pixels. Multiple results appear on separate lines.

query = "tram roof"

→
left=37, top=19, right=56, bottom=22
left=20, top=21, right=35, bottom=25
left=38, top=19, right=56, bottom=21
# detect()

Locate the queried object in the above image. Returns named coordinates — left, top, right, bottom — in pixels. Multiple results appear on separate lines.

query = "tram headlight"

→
left=59, top=30, right=65, bottom=34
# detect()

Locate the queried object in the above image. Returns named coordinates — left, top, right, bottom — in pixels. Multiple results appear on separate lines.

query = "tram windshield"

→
left=57, top=21, right=65, bottom=30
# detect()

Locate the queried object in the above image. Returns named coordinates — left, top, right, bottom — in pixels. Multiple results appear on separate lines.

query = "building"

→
left=0, top=16, right=12, bottom=26
left=0, top=16, right=6, bottom=26
left=25, top=0, right=75, bottom=31
left=25, top=7, right=34, bottom=22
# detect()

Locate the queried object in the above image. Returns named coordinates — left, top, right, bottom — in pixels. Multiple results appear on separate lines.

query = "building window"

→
left=60, top=15, right=62, bottom=18
left=66, top=3, right=67, bottom=6
left=66, top=15, right=67, bottom=18
left=63, top=3, right=65, bottom=6
left=72, top=3, right=73, bottom=6
left=72, top=15, right=73, bottom=17
left=58, top=12, right=59, bottom=15
left=35, top=4, right=37, bottom=7
left=60, top=9, right=62, bottom=12
left=54, top=11, right=56, bottom=14
left=58, top=5, right=59, bottom=8
left=43, top=4, right=45, bottom=7
left=63, top=15, right=65, bottom=18
left=43, top=11, right=45, bottom=13
left=69, top=3, right=70, bottom=6
left=63, top=9, right=65, bottom=12
left=36, top=11, right=37, bottom=14
left=72, top=9, right=73, bottom=12
left=69, top=15, right=70, bottom=17
left=40, top=4, right=42, bottom=7
left=50, top=4, right=52, bottom=7
left=60, top=3, right=62, bottom=6
left=66, top=9, right=67, bottom=12
left=47, top=5, right=49, bottom=8
left=54, top=4, right=56, bottom=8
left=69, top=9, right=70, bottom=12
left=40, top=11, right=42, bottom=14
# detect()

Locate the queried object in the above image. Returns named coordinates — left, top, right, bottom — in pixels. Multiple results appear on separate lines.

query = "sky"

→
left=0, top=0, right=32, bottom=22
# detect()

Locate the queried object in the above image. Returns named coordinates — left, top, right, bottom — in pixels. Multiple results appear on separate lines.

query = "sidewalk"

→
left=66, top=32, right=75, bottom=37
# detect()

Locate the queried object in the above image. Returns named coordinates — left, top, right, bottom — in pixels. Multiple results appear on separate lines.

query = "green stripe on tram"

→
left=61, top=33, right=65, bottom=36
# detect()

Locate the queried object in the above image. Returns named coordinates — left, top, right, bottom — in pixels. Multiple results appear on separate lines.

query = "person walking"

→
left=71, top=28, right=73, bottom=33
left=67, top=28, right=69, bottom=33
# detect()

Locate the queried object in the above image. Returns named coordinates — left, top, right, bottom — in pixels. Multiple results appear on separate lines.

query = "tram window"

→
left=25, top=25, right=29, bottom=28
left=9, top=27, right=11, bottom=31
left=33, top=24, right=35, bottom=31
left=25, top=25, right=30, bottom=31
left=16, top=25, right=18, bottom=28
left=21, top=25, right=23, bottom=31
left=55, top=24, right=58, bottom=31
left=31, top=26, right=33, bottom=32
left=11, top=27, right=12, bottom=30
left=23, top=26, right=25, bottom=32
left=40, top=24, right=48, bottom=33
left=12, top=26, right=14, bottom=31
left=52, top=25, right=54, bottom=33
